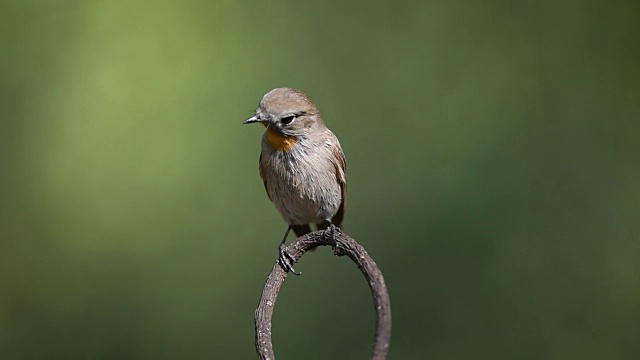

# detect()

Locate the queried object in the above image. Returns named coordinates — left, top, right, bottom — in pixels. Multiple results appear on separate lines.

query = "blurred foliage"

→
left=1, top=0, right=639, bottom=359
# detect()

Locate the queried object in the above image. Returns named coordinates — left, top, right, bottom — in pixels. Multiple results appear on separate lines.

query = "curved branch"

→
left=254, top=230, right=392, bottom=360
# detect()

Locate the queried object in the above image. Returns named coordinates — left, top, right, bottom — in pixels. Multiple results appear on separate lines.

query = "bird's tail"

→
left=291, top=224, right=312, bottom=238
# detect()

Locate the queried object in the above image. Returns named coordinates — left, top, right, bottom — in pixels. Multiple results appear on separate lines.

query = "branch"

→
left=254, top=230, right=392, bottom=360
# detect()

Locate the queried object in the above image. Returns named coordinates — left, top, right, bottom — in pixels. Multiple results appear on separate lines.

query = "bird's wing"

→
left=259, top=153, right=272, bottom=201
left=331, top=142, right=347, bottom=228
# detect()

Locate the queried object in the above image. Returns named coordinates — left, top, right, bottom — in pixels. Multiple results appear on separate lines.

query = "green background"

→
left=1, top=1, right=639, bottom=359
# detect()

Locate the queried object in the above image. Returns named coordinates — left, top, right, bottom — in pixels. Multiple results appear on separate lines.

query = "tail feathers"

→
left=291, top=224, right=312, bottom=238
left=316, top=221, right=329, bottom=231
left=293, top=223, right=341, bottom=252
left=316, top=220, right=342, bottom=231
left=293, top=222, right=341, bottom=236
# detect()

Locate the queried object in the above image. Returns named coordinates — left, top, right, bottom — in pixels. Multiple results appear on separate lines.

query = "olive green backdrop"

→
left=1, top=1, right=638, bottom=359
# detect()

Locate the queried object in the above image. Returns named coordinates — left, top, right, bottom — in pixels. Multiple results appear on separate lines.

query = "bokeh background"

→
left=1, top=1, right=639, bottom=359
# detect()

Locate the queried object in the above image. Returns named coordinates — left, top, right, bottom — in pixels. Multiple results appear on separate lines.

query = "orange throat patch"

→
left=265, top=127, right=297, bottom=153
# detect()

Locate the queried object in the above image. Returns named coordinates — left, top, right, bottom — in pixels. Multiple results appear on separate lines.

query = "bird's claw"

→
left=278, top=243, right=301, bottom=275
left=323, top=223, right=339, bottom=253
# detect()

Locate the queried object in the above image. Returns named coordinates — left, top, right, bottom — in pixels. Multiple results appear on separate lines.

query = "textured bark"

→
left=254, top=230, right=392, bottom=360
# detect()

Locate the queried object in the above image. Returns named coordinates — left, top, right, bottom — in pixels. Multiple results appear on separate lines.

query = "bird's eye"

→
left=280, top=115, right=295, bottom=125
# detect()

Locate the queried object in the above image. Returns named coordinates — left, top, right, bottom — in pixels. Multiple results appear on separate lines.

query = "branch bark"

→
left=254, top=230, right=392, bottom=360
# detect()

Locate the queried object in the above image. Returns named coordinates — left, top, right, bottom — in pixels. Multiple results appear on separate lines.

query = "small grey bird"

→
left=243, top=88, right=347, bottom=274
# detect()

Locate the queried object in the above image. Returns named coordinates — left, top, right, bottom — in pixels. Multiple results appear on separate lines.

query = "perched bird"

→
left=243, top=88, right=347, bottom=274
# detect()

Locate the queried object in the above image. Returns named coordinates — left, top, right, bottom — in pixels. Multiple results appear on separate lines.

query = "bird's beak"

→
left=243, top=115, right=261, bottom=124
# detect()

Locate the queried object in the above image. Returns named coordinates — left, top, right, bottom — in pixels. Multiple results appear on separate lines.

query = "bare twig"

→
left=254, top=230, right=392, bottom=360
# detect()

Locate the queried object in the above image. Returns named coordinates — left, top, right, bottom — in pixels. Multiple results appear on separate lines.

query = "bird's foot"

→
left=323, top=223, right=340, bottom=254
left=278, top=243, right=301, bottom=275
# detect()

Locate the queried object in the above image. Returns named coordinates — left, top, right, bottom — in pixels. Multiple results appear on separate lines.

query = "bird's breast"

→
left=265, top=127, right=297, bottom=153
left=259, top=139, right=341, bottom=225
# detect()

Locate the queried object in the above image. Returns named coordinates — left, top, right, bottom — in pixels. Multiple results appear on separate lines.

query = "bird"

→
left=243, top=88, right=347, bottom=274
